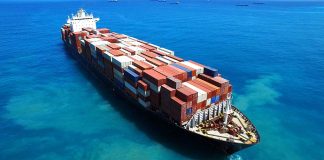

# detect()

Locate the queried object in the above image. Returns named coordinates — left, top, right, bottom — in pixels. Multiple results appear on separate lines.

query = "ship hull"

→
left=63, top=42, right=255, bottom=155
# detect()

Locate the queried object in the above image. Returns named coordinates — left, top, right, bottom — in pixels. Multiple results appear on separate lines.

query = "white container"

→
left=130, top=41, right=142, bottom=46
left=128, top=46, right=145, bottom=54
left=183, top=82, right=207, bottom=103
left=156, top=56, right=172, bottom=64
left=206, top=98, right=211, bottom=106
left=89, top=41, right=109, bottom=51
left=125, top=81, right=137, bottom=95
left=181, top=61, right=204, bottom=75
left=120, top=49, right=132, bottom=56
left=163, top=56, right=179, bottom=63
left=131, top=55, right=146, bottom=61
left=147, top=43, right=160, bottom=49
left=158, top=47, right=174, bottom=55
left=117, top=43, right=127, bottom=48
left=128, top=65, right=137, bottom=70
left=112, top=56, right=133, bottom=68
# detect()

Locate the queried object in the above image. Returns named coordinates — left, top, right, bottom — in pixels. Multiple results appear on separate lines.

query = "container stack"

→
left=62, top=25, right=233, bottom=126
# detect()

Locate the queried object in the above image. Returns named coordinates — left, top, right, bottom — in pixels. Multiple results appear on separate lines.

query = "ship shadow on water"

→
left=62, top=46, right=228, bottom=160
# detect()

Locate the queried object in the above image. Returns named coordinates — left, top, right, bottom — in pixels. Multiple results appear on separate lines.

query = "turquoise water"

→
left=0, top=0, right=324, bottom=159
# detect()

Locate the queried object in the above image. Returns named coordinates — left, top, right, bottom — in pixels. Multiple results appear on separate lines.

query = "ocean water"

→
left=0, top=0, right=323, bottom=159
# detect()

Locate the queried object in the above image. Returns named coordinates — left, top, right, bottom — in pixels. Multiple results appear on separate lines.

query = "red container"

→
left=166, top=77, right=182, bottom=89
left=196, top=100, right=207, bottom=110
left=108, top=43, right=121, bottom=50
left=97, top=28, right=110, bottom=34
left=187, top=80, right=213, bottom=99
left=140, top=44, right=156, bottom=51
left=82, top=27, right=95, bottom=33
left=160, top=84, right=176, bottom=115
left=175, top=86, right=197, bottom=102
left=167, top=65, right=187, bottom=81
left=198, top=74, right=229, bottom=94
left=195, top=78, right=221, bottom=96
left=138, top=80, right=148, bottom=91
left=143, top=69, right=167, bottom=86
left=86, top=34, right=99, bottom=39
left=146, top=57, right=165, bottom=67
left=132, top=60, right=153, bottom=70
left=153, top=67, right=174, bottom=78
left=220, top=94, right=228, bottom=101
left=170, top=97, right=186, bottom=124
left=150, top=89, right=161, bottom=109
left=142, top=51, right=158, bottom=58
left=152, top=49, right=166, bottom=56
left=109, top=49, right=124, bottom=56
left=101, top=36, right=119, bottom=43
left=166, top=54, right=184, bottom=62
left=228, top=84, right=232, bottom=93
left=123, top=47, right=136, bottom=55
left=113, top=34, right=127, bottom=39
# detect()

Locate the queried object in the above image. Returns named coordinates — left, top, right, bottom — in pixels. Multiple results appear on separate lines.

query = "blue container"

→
left=171, top=63, right=192, bottom=78
left=211, top=96, right=216, bottom=103
left=124, top=68, right=140, bottom=83
left=211, top=95, right=220, bottom=103
left=186, top=107, right=192, bottom=115
left=204, top=66, right=218, bottom=77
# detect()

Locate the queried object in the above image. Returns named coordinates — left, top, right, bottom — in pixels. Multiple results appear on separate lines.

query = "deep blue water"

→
left=0, top=0, right=323, bottom=159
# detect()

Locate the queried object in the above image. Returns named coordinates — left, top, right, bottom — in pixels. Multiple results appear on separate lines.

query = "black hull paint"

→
left=64, top=42, right=254, bottom=155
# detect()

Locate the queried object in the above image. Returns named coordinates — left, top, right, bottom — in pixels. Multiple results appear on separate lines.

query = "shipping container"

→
left=166, top=77, right=182, bottom=89
left=152, top=49, right=166, bottom=56
left=171, top=63, right=192, bottom=79
left=180, top=61, right=204, bottom=75
left=112, top=56, right=133, bottom=68
left=170, top=97, right=187, bottom=125
left=125, top=81, right=137, bottom=95
left=166, top=54, right=183, bottom=62
left=132, top=60, right=153, bottom=70
left=97, top=28, right=110, bottom=34
left=203, top=66, right=218, bottom=77
left=198, top=74, right=229, bottom=94
left=160, top=84, right=176, bottom=115
left=108, top=43, right=121, bottom=50
left=183, top=82, right=207, bottom=103
left=124, top=68, right=140, bottom=83
left=156, top=56, right=172, bottom=65
left=163, top=56, right=179, bottom=63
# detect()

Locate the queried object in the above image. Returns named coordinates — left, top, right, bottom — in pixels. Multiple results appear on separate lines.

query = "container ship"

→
left=61, top=9, right=260, bottom=154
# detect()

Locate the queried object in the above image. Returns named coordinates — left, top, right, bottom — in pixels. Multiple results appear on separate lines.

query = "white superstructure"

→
left=67, top=8, right=99, bottom=32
